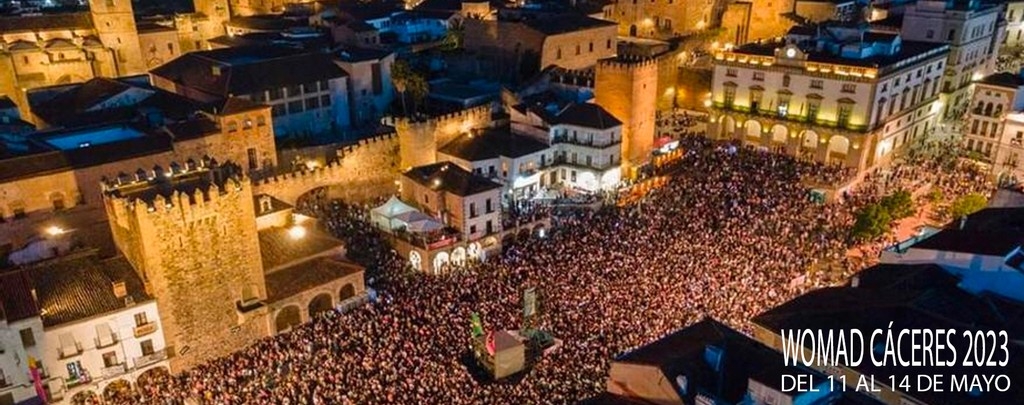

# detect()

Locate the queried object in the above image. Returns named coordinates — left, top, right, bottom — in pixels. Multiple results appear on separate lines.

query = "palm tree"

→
left=391, top=60, right=428, bottom=116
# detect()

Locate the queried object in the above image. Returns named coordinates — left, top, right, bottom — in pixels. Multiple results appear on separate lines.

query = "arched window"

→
left=984, top=102, right=994, bottom=116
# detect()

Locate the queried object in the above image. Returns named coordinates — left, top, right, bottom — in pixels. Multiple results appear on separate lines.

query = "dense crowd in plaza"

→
left=95, top=134, right=989, bottom=405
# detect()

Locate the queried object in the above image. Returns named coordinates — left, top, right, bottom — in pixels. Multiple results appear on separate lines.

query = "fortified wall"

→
left=254, top=132, right=402, bottom=204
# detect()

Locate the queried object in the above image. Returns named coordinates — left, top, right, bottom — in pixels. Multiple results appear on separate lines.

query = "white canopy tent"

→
left=370, top=196, right=418, bottom=231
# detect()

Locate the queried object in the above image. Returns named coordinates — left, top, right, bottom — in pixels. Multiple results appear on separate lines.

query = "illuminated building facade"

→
left=709, top=23, right=949, bottom=176
left=964, top=72, right=1024, bottom=182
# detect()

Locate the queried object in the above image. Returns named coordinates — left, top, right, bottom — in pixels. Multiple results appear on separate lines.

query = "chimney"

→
left=112, top=281, right=127, bottom=298
left=960, top=216, right=967, bottom=230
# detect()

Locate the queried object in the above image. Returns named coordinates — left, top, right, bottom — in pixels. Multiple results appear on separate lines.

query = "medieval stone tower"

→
left=104, top=164, right=269, bottom=371
left=88, top=0, right=145, bottom=76
left=595, top=56, right=658, bottom=178
left=394, top=105, right=493, bottom=170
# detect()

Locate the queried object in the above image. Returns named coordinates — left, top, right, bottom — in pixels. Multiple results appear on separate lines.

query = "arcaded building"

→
left=709, top=23, right=949, bottom=176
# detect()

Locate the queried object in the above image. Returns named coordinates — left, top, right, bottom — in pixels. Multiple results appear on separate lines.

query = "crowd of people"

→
left=101, top=133, right=990, bottom=404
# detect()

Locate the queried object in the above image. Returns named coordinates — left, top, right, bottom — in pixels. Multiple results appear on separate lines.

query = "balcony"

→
left=100, top=363, right=126, bottom=379
left=57, top=342, right=83, bottom=359
left=134, top=349, right=168, bottom=369
left=94, top=333, right=119, bottom=349
left=65, top=374, right=92, bottom=389
left=551, top=135, right=618, bottom=149
left=134, top=322, right=158, bottom=338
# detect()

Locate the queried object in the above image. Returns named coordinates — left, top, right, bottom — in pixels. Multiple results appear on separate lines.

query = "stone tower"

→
left=104, top=163, right=269, bottom=371
left=88, top=0, right=146, bottom=75
left=394, top=105, right=492, bottom=170
left=595, top=56, right=658, bottom=178
left=193, top=0, right=230, bottom=46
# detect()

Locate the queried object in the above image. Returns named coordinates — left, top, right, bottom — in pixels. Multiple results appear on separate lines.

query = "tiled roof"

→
left=28, top=251, right=151, bottom=327
left=556, top=103, right=621, bottom=129
left=226, top=16, right=306, bottom=31
left=978, top=72, right=1024, bottom=89
left=265, top=257, right=363, bottom=303
left=253, top=194, right=292, bottom=217
left=0, top=12, right=93, bottom=33
left=259, top=226, right=344, bottom=271
left=0, top=270, right=40, bottom=323
left=520, top=13, right=615, bottom=36
left=403, top=161, right=503, bottom=196
left=438, top=127, right=548, bottom=160
left=0, top=95, right=16, bottom=110
left=150, top=46, right=347, bottom=98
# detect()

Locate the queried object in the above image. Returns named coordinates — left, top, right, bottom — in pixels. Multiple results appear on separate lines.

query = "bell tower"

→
left=89, top=0, right=145, bottom=75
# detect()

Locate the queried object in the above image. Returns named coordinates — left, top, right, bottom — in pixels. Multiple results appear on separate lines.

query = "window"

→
left=971, top=120, right=980, bottom=134
left=777, top=94, right=790, bottom=117
left=557, top=47, right=562, bottom=59
left=589, top=42, right=594, bottom=52
left=947, top=29, right=956, bottom=41
left=302, top=82, right=318, bottom=93
left=134, top=312, right=148, bottom=327
left=752, top=72, right=765, bottom=81
left=807, top=100, right=820, bottom=122
left=371, top=63, right=383, bottom=95
left=726, top=68, right=737, bottom=77
left=810, top=80, right=823, bottom=90
left=288, top=100, right=303, bottom=114
left=167, top=42, right=174, bottom=52
left=66, top=361, right=85, bottom=381
left=724, top=86, right=736, bottom=108
left=841, top=84, right=856, bottom=93
left=607, top=39, right=612, bottom=49
left=469, top=202, right=477, bottom=218
left=750, top=90, right=762, bottom=112
left=837, top=103, right=853, bottom=127
left=305, top=97, right=320, bottom=110
left=485, top=198, right=493, bottom=213
left=575, top=44, right=581, bottom=55
left=52, top=196, right=65, bottom=211
left=269, top=88, right=283, bottom=100
left=12, top=207, right=25, bottom=220
left=782, top=74, right=790, bottom=87
left=486, top=220, right=493, bottom=234
left=247, top=148, right=258, bottom=170
left=470, top=225, right=477, bottom=234
left=102, top=352, right=119, bottom=367
left=926, top=29, right=935, bottom=39
left=140, top=340, right=154, bottom=356
left=19, top=328, right=35, bottom=348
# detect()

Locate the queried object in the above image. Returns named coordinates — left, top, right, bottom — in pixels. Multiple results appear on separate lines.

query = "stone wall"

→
left=105, top=179, right=269, bottom=371
left=719, top=0, right=795, bottom=45
left=607, top=0, right=718, bottom=38
left=255, top=133, right=402, bottom=204
left=394, top=105, right=492, bottom=170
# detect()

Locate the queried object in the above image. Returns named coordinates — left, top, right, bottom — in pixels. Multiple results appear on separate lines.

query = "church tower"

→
left=103, top=163, right=270, bottom=371
left=89, top=0, right=145, bottom=75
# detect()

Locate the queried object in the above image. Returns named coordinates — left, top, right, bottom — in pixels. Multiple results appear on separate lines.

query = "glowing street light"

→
left=288, top=225, right=307, bottom=240
left=45, top=226, right=65, bottom=237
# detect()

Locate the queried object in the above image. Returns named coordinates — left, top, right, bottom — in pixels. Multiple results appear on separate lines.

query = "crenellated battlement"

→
left=102, top=157, right=247, bottom=215
left=597, top=56, right=660, bottom=71
left=392, top=104, right=491, bottom=127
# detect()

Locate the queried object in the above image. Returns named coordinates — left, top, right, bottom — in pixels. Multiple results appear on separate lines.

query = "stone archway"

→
left=136, top=366, right=170, bottom=394
left=450, top=247, right=467, bottom=267
left=433, top=252, right=450, bottom=274
left=720, top=116, right=736, bottom=139
left=274, top=305, right=302, bottom=334
left=771, top=124, right=788, bottom=144
left=308, top=293, right=333, bottom=317
left=71, top=390, right=100, bottom=405
left=340, top=283, right=356, bottom=301
left=744, top=120, right=762, bottom=143
left=409, top=250, right=422, bottom=271
left=103, top=380, right=132, bottom=403
left=798, top=130, right=819, bottom=161
left=827, top=135, right=851, bottom=165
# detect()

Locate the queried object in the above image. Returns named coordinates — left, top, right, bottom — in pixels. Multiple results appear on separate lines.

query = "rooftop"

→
left=103, top=162, right=244, bottom=206
left=28, top=250, right=151, bottom=327
left=226, top=15, right=307, bottom=32
left=150, top=46, right=346, bottom=98
left=0, top=270, right=40, bottom=323
left=518, top=13, right=615, bottom=36
left=28, top=77, right=203, bottom=127
left=555, top=103, right=621, bottom=129
left=0, top=12, right=92, bottom=33
left=404, top=162, right=503, bottom=197
left=258, top=225, right=344, bottom=271
left=977, top=72, right=1024, bottom=89
left=265, top=257, right=363, bottom=303
left=439, top=127, right=549, bottom=161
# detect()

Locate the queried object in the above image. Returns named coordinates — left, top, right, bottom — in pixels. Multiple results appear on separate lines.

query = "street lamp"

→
left=288, top=225, right=307, bottom=240
left=45, top=226, right=65, bottom=237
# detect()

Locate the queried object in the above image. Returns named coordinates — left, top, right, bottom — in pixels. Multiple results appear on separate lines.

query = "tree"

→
left=851, top=203, right=893, bottom=242
left=390, top=60, right=429, bottom=117
left=880, top=189, right=914, bottom=220
left=441, top=20, right=464, bottom=51
left=949, top=193, right=988, bottom=220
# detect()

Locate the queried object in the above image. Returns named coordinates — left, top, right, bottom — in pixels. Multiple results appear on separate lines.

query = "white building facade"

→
left=1005, top=1, right=1024, bottom=48
left=900, top=0, right=1004, bottom=119
left=709, top=25, right=949, bottom=175
left=41, top=300, right=169, bottom=404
